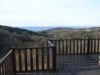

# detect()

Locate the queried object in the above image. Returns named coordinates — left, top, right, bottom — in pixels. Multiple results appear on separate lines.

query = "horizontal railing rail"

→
left=0, top=50, right=10, bottom=59
left=48, top=38, right=100, bottom=40
left=49, top=38, right=100, bottom=55
left=0, top=50, right=15, bottom=75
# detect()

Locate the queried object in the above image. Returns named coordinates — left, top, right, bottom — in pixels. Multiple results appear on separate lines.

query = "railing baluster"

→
left=82, top=40, right=83, bottom=54
left=77, top=39, right=79, bottom=54
left=59, top=40, right=60, bottom=55
left=91, top=39, right=92, bottom=54
left=62, top=40, right=64, bottom=55
left=93, top=39, right=95, bottom=54
left=84, top=39, right=85, bottom=54
left=69, top=39, right=71, bottom=54
left=12, top=49, right=16, bottom=74
left=36, top=48, right=39, bottom=70
left=7, top=53, right=9, bottom=74
left=52, top=46, right=56, bottom=70
left=87, top=38, right=90, bottom=54
left=73, top=40, right=75, bottom=54
left=24, top=49, right=28, bottom=71
left=55, top=40, right=57, bottom=54
left=47, top=47, right=50, bottom=70
left=95, top=39, right=97, bottom=53
left=2, top=63, right=5, bottom=75
left=42, top=48, right=44, bottom=70
left=18, top=49, right=22, bottom=71
left=4, top=61, right=6, bottom=75
left=30, top=48, right=33, bottom=71
left=71, top=39, right=73, bottom=54
left=97, top=39, right=100, bottom=53
left=94, top=39, right=97, bottom=53
left=0, top=64, right=2, bottom=75
left=9, top=55, right=11, bottom=74
left=90, top=39, right=92, bottom=54
left=3, top=64, right=5, bottom=75
left=93, top=39, right=96, bottom=53
left=66, top=40, right=68, bottom=54
left=80, top=40, right=82, bottom=54
left=73, top=40, right=74, bottom=54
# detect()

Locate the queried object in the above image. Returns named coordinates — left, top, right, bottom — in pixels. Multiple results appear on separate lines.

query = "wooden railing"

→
left=0, top=50, right=15, bottom=75
left=1, top=38, right=100, bottom=74
left=49, top=38, right=100, bottom=55
left=13, top=41, right=56, bottom=73
left=47, top=41, right=56, bottom=70
left=0, top=40, right=56, bottom=74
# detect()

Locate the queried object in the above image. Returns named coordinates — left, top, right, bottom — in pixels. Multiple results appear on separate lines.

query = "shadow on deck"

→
left=16, top=54, right=100, bottom=75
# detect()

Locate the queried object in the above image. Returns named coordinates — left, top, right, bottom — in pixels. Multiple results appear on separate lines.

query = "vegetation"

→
left=1, top=25, right=100, bottom=54
left=0, top=25, right=45, bottom=53
left=41, top=27, right=100, bottom=39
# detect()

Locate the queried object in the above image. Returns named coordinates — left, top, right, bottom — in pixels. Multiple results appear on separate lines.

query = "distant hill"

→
left=18, top=26, right=85, bottom=31
left=19, top=26, right=100, bottom=31
left=19, top=26, right=55, bottom=31
left=40, top=27, right=100, bottom=39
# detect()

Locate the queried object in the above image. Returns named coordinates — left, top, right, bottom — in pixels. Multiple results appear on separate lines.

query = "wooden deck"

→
left=16, top=54, right=100, bottom=75
left=1, top=39, right=100, bottom=75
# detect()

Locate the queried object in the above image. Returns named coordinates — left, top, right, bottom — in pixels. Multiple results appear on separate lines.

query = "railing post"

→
left=12, top=48, right=16, bottom=75
left=87, top=38, right=91, bottom=54
left=53, top=46, right=56, bottom=71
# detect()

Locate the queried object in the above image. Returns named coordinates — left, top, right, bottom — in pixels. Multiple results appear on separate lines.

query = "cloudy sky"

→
left=0, top=0, right=100, bottom=27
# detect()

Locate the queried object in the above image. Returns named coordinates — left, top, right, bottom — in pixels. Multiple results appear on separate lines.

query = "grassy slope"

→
left=41, top=27, right=100, bottom=39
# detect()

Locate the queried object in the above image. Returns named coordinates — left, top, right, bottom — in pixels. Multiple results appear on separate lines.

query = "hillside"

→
left=1, top=25, right=100, bottom=54
left=40, top=27, right=100, bottom=39
left=0, top=25, right=45, bottom=53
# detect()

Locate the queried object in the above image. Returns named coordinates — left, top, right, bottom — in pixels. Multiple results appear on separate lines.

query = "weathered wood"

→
left=80, top=40, right=82, bottom=54
left=30, top=48, right=33, bottom=71
left=83, top=39, right=86, bottom=54
left=36, top=48, right=39, bottom=70
left=47, top=47, right=50, bottom=70
left=48, top=41, right=55, bottom=47
left=2, top=38, right=100, bottom=75
left=53, top=40, right=57, bottom=54
left=18, top=49, right=22, bottom=71
left=97, top=39, right=99, bottom=53
left=24, top=49, right=28, bottom=71
left=52, top=46, right=56, bottom=70
left=49, top=39, right=100, bottom=55
left=73, top=40, right=75, bottom=54
left=66, top=40, right=68, bottom=54
left=77, top=39, right=79, bottom=54
left=90, top=39, right=92, bottom=54
left=62, top=40, right=64, bottom=55
left=87, top=38, right=91, bottom=54
left=94, top=39, right=96, bottom=53
left=13, top=41, right=56, bottom=72
left=69, top=40, right=71, bottom=54
left=0, top=50, right=15, bottom=75
left=41, top=48, right=44, bottom=70
left=58, top=40, right=61, bottom=55
left=0, top=50, right=12, bottom=63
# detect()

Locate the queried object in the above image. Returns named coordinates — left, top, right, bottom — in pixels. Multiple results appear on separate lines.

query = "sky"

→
left=0, top=0, right=100, bottom=27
